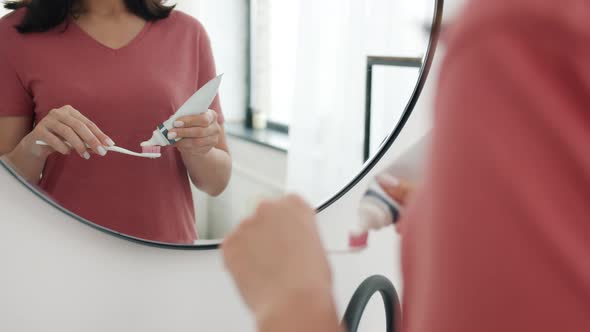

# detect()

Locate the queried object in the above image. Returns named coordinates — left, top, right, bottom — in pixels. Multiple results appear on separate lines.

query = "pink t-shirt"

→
left=0, top=9, right=223, bottom=244
left=401, top=0, right=590, bottom=331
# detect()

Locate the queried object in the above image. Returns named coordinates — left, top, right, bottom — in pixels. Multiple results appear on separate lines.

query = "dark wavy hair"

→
left=3, top=0, right=174, bottom=33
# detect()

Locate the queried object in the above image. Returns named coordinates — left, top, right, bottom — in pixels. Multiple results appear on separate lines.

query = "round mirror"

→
left=0, top=0, right=442, bottom=248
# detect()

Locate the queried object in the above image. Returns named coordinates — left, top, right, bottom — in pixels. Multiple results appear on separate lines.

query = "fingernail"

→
left=167, top=132, right=177, bottom=140
left=83, top=151, right=91, bottom=160
left=97, top=146, right=107, bottom=156
left=173, top=121, right=185, bottom=128
left=377, top=174, right=399, bottom=187
left=106, top=138, right=115, bottom=147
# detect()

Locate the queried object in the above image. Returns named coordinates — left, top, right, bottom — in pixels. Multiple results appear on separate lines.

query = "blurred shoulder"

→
left=441, top=0, right=590, bottom=68
left=447, top=0, right=589, bottom=49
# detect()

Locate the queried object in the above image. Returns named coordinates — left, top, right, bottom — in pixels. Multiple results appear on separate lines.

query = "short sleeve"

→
left=0, top=49, right=33, bottom=117
left=197, top=24, right=224, bottom=124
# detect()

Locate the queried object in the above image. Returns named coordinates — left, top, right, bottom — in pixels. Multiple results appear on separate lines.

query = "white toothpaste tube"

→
left=349, top=134, right=431, bottom=249
left=141, top=74, right=223, bottom=147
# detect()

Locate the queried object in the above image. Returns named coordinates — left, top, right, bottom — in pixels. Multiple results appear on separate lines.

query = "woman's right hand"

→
left=21, top=105, right=115, bottom=160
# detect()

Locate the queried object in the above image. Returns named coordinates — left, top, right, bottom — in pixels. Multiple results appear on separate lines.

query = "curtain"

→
left=285, top=0, right=431, bottom=205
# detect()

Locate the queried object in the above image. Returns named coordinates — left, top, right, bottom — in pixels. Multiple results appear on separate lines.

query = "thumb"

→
left=376, top=174, right=413, bottom=206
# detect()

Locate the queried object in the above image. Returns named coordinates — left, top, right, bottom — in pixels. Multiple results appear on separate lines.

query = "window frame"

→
left=246, top=0, right=290, bottom=135
left=364, top=56, right=423, bottom=162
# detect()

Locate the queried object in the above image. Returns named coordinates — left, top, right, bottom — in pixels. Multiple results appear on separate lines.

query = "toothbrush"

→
left=35, top=140, right=161, bottom=159
left=326, top=247, right=366, bottom=255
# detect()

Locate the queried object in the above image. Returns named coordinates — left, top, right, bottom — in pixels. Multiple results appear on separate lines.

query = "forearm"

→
left=257, top=289, right=342, bottom=332
left=182, top=147, right=232, bottom=196
left=2, top=141, right=47, bottom=184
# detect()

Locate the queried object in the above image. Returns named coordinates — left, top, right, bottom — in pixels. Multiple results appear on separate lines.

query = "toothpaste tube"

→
left=349, top=134, right=430, bottom=249
left=141, top=74, right=223, bottom=147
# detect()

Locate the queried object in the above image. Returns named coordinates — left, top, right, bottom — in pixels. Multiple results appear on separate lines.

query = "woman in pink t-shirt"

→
left=0, top=0, right=232, bottom=244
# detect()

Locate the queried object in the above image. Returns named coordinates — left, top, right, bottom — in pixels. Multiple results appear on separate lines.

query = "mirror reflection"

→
left=0, top=0, right=435, bottom=244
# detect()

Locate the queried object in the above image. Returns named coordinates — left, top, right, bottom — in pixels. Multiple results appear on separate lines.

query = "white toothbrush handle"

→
left=36, top=140, right=89, bottom=148
left=35, top=140, right=160, bottom=159
left=36, top=140, right=59, bottom=147
left=106, top=146, right=146, bottom=157
left=105, top=146, right=161, bottom=158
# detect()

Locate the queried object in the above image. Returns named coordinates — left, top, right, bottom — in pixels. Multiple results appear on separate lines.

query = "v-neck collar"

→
left=68, top=16, right=152, bottom=54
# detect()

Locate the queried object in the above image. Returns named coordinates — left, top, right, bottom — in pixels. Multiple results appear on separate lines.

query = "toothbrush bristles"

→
left=349, top=232, right=369, bottom=249
left=142, top=146, right=161, bottom=154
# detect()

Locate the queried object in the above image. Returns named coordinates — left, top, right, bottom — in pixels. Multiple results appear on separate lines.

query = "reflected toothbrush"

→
left=35, top=140, right=161, bottom=159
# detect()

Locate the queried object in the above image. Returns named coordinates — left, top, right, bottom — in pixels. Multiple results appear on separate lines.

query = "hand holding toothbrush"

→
left=19, top=105, right=115, bottom=160
left=222, top=195, right=340, bottom=332
left=168, top=109, right=222, bottom=156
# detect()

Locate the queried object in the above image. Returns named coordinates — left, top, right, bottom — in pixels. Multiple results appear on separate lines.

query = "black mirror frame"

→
left=317, top=0, right=444, bottom=212
left=0, top=0, right=443, bottom=250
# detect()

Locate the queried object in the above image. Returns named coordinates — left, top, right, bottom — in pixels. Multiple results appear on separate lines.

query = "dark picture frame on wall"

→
left=363, top=56, right=423, bottom=162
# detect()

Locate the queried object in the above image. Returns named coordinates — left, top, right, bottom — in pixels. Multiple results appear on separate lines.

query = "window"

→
left=175, top=0, right=249, bottom=127
left=249, top=0, right=299, bottom=132
left=248, top=0, right=432, bottom=134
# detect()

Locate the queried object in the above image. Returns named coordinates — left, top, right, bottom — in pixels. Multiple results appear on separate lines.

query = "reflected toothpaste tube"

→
left=141, top=74, right=223, bottom=147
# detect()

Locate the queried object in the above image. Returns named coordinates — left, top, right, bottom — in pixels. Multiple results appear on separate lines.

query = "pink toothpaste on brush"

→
left=141, top=145, right=161, bottom=155
left=326, top=180, right=402, bottom=255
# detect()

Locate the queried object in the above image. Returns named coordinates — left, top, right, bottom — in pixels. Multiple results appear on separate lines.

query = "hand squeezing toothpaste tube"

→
left=140, top=74, right=223, bottom=150
left=35, top=75, right=223, bottom=159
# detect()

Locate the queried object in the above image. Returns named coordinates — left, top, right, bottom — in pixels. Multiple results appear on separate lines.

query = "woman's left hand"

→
left=168, top=109, right=220, bottom=156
